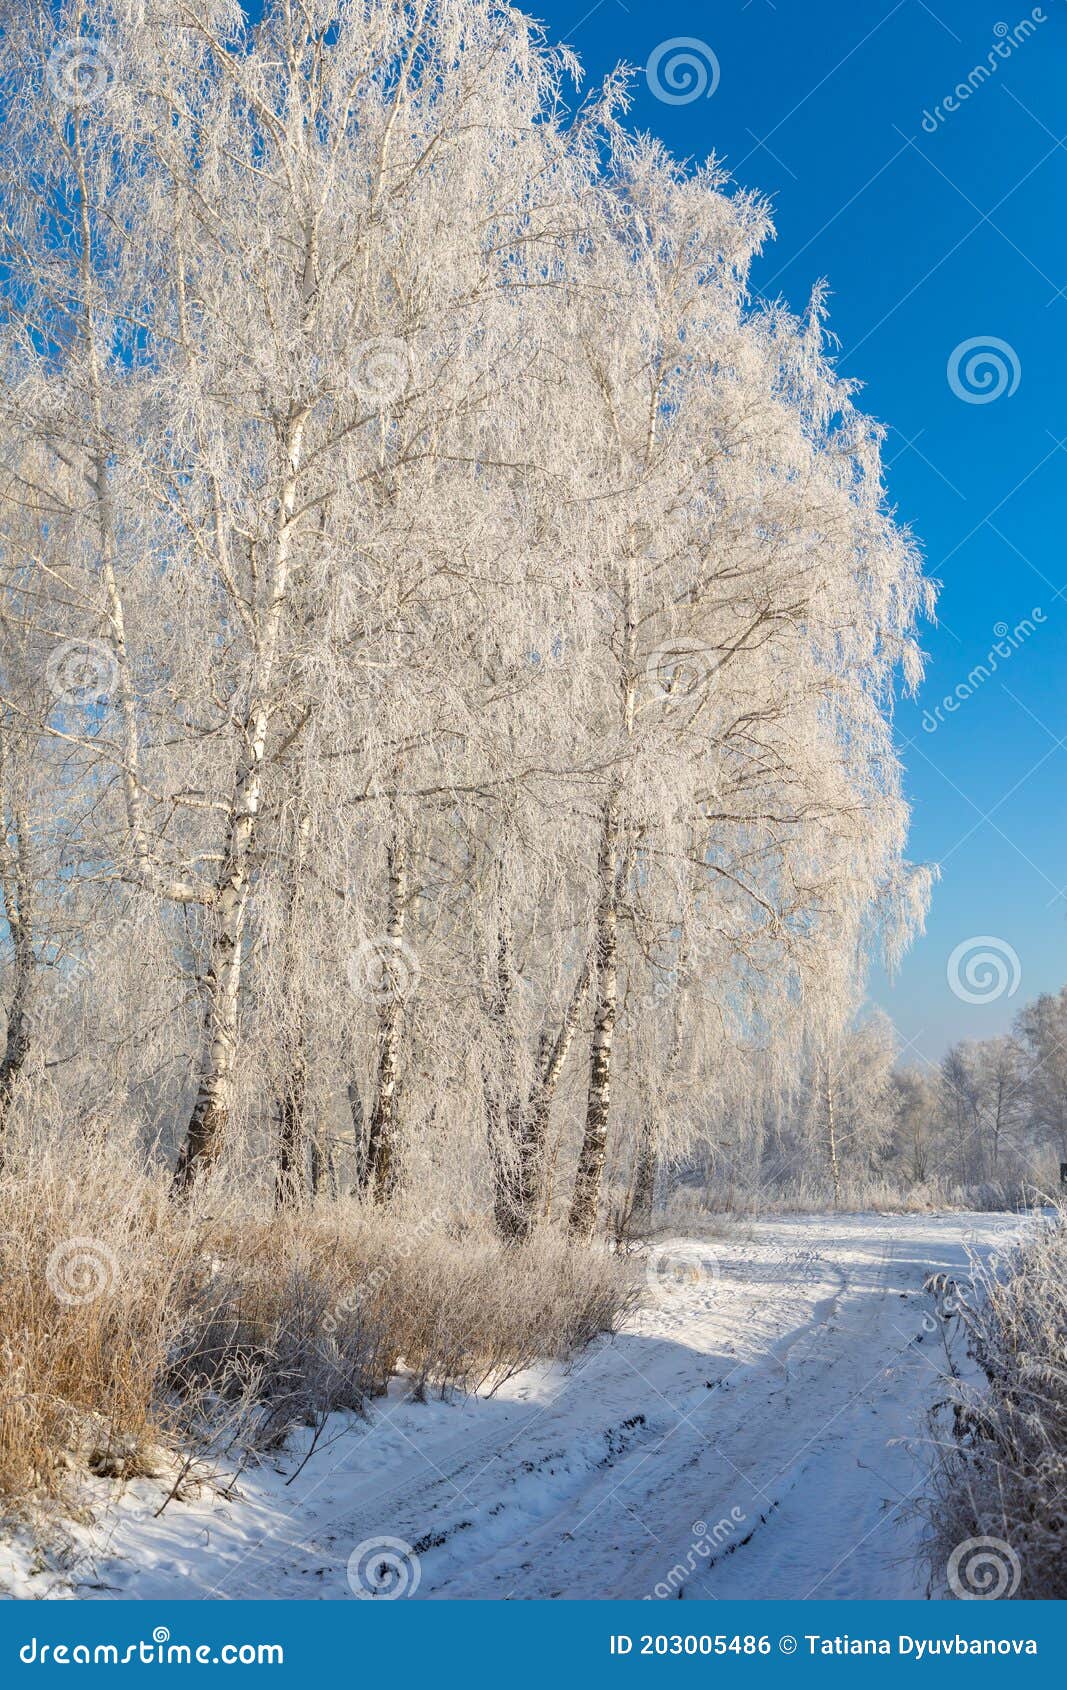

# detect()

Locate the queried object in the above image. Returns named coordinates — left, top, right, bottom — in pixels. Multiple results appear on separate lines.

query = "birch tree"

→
left=0, top=1, right=936, bottom=1234
left=1, top=0, right=603, bottom=1191
left=545, top=140, right=931, bottom=1239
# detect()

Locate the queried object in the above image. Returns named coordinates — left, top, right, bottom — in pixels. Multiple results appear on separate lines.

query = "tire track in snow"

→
left=72, top=1214, right=1026, bottom=1602
left=203, top=1241, right=818, bottom=1598
left=424, top=1253, right=865, bottom=1599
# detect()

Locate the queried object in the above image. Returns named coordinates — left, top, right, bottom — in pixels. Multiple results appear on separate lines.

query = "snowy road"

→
left=17, top=1212, right=1023, bottom=1602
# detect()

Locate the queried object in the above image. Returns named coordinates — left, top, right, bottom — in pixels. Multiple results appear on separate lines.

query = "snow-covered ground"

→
left=1, top=1212, right=1025, bottom=1602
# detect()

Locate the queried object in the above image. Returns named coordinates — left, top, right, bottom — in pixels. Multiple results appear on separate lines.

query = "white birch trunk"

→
left=363, top=828, right=410, bottom=1202
left=0, top=740, right=33, bottom=1147
left=568, top=796, right=620, bottom=1242
left=501, top=950, right=592, bottom=1241
left=174, top=413, right=306, bottom=1192
left=275, top=807, right=314, bottom=1206
left=824, top=1057, right=842, bottom=1207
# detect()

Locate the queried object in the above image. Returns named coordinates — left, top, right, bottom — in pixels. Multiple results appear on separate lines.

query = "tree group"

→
left=0, top=0, right=932, bottom=1237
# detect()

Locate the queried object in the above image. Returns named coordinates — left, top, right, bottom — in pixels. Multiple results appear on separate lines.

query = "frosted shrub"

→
left=0, top=1141, right=633, bottom=1498
left=921, top=1206, right=1067, bottom=1600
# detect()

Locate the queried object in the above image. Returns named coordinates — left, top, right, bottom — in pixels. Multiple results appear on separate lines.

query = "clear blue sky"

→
left=513, top=0, right=1067, bottom=1062
left=526, top=0, right=1067, bottom=1063
left=245, top=0, right=1067, bottom=1061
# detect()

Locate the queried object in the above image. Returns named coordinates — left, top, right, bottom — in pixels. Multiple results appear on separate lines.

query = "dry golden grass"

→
left=0, top=1141, right=636, bottom=1503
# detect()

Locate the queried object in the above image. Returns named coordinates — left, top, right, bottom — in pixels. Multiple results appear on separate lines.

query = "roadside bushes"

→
left=0, top=1143, right=193, bottom=1499
left=0, top=1137, right=635, bottom=1503
left=171, top=1207, right=636, bottom=1436
left=921, top=1204, right=1067, bottom=1600
left=647, top=1172, right=1045, bottom=1223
